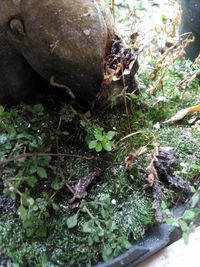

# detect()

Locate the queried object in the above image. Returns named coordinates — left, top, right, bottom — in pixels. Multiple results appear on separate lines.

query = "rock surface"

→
left=0, top=0, right=114, bottom=105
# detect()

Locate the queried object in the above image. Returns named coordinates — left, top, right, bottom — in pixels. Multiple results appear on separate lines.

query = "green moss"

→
left=0, top=24, right=200, bottom=267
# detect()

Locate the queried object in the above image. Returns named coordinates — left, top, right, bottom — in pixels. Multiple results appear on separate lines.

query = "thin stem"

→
left=84, top=205, right=104, bottom=232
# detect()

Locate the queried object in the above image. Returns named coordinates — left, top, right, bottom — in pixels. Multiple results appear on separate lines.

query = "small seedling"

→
left=87, top=124, right=116, bottom=152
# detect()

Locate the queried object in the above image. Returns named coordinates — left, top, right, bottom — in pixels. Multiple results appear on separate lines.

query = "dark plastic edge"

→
left=95, top=205, right=185, bottom=267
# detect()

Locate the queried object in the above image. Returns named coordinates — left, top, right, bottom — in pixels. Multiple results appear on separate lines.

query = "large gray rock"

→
left=0, top=0, right=114, bottom=105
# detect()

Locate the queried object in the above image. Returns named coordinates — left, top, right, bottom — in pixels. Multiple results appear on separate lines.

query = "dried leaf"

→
left=125, top=146, right=147, bottom=169
left=166, top=174, right=190, bottom=192
left=147, top=72, right=165, bottom=94
left=154, top=150, right=190, bottom=192
left=163, top=104, right=200, bottom=123
left=145, top=148, right=191, bottom=223
left=152, top=180, right=164, bottom=223
left=150, top=34, right=194, bottom=82
left=69, top=168, right=101, bottom=203
left=146, top=167, right=158, bottom=187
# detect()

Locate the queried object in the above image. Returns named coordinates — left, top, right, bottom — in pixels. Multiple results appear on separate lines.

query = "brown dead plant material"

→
left=168, top=0, right=182, bottom=38
left=95, top=34, right=139, bottom=109
left=133, top=0, right=194, bottom=96
left=154, top=150, right=191, bottom=192
left=124, top=138, right=191, bottom=222
left=139, top=140, right=190, bottom=222
left=145, top=141, right=160, bottom=191
left=102, top=35, right=139, bottom=87
left=110, top=0, right=115, bottom=20
left=125, top=146, right=147, bottom=170
left=147, top=72, right=165, bottom=95
left=150, top=34, right=195, bottom=82
left=133, top=0, right=181, bottom=55
left=69, top=168, right=101, bottom=204
left=50, top=76, right=76, bottom=99
left=149, top=148, right=191, bottom=222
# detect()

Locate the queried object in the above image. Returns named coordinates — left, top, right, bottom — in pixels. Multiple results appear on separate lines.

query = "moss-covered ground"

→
left=0, top=0, right=200, bottom=266
left=0, top=55, right=200, bottom=267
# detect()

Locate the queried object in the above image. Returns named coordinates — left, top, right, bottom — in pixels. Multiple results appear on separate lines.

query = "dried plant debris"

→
left=125, top=145, right=191, bottom=223
left=69, top=168, right=101, bottom=204
left=150, top=34, right=194, bottom=82
left=147, top=149, right=191, bottom=222
left=125, top=146, right=147, bottom=170
left=152, top=179, right=164, bottom=223
left=154, top=150, right=190, bottom=192
left=95, top=34, right=139, bottom=109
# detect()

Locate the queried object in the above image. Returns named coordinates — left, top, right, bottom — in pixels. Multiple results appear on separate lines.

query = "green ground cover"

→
left=0, top=0, right=200, bottom=266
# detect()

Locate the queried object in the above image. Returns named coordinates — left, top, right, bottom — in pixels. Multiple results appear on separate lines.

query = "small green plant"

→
left=0, top=104, right=61, bottom=237
left=87, top=124, right=116, bottom=152
left=66, top=194, right=132, bottom=262
left=162, top=192, right=200, bottom=245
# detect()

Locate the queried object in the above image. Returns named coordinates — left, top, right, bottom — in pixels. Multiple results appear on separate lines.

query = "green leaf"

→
left=182, top=210, right=196, bottom=221
left=27, top=198, right=34, bottom=206
left=18, top=205, right=27, bottom=221
left=82, top=221, right=94, bottom=233
left=94, top=132, right=103, bottom=141
left=182, top=232, right=189, bottom=245
left=33, top=104, right=44, bottom=113
left=89, top=140, right=97, bottom=149
left=122, top=239, right=132, bottom=249
left=27, top=176, right=37, bottom=188
left=179, top=220, right=188, bottom=232
left=67, top=214, right=78, bottom=229
left=95, top=142, right=102, bottom=152
left=106, top=131, right=116, bottom=140
left=191, top=164, right=200, bottom=170
left=37, top=167, right=47, bottom=179
left=166, top=218, right=179, bottom=227
left=0, top=105, right=4, bottom=116
left=51, top=181, right=63, bottom=191
left=102, top=141, right=112, bottom=151
left=102, top=244, right=113, bottom=261
left=94, top=127, right=104, bottom=141
left=26, top=226, right=34, bottom=237
left=97, top=228, right=104, bottom=237
left=36, top=224, right=47, bottom=237
left=52, top=203, right=59, bottom=211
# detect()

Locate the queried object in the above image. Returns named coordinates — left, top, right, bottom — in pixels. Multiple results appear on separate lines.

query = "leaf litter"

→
left=69, top=167, right=101, bottom=204
left=125, top=141, right=191, bottom=223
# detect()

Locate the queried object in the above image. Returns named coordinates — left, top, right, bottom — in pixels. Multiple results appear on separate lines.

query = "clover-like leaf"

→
left=95, top=142, right=103, bottom=152
left=82, top=220, right=94, bottom=233
left=102, top=141, right=112, bottom=151
left=89, top=140, right=97, bottom=149
left=37, top=167, right=47, bottom=179
left=102, top=244, right=113, bottom=261
left=106, top=131, right=116, bottom=140
left=67, top=214, right=78, bottom=229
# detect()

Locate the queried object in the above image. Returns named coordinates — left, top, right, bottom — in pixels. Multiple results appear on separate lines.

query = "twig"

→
left=59, top=168, right=74, bottom=194
left=0, top=152, right=121, bottom=166
left=50, top=76, right=76, bottom=99
left=111, top=0, right=115, bottom=21
left=115, top=131, right=143, bottom=146
left=83, top=204, right=104, bottom=232
left=0, top=153, right=98, bottom=166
